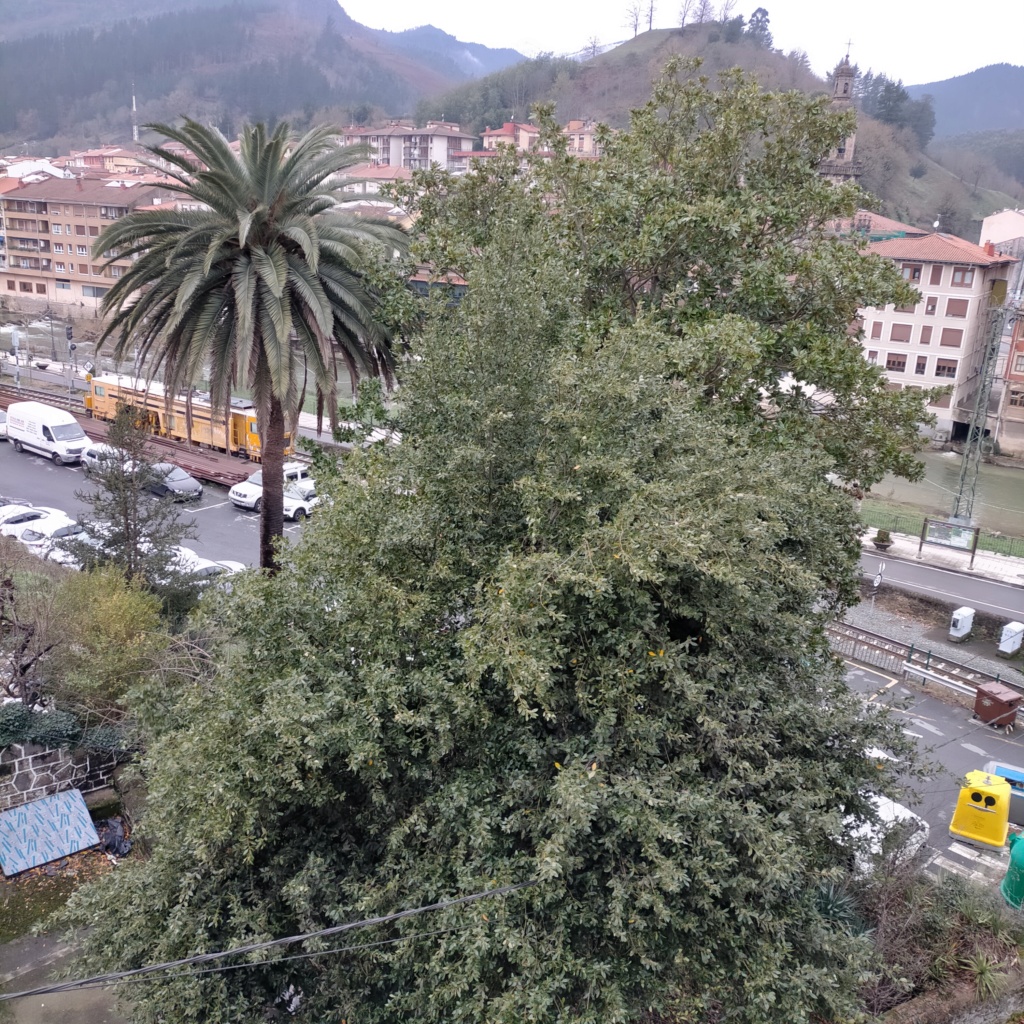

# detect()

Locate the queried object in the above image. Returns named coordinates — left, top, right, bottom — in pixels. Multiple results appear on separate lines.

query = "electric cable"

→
left=0, top=879, right=535, bottom=1003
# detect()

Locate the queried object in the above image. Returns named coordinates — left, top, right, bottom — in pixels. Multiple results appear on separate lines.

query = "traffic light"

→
left=65, top=325, right=73, bottom=341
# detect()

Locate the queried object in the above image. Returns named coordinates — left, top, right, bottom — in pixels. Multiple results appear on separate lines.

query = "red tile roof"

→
left=480, top=122, right=540, bottom=137
left=837, top=210, right=928, bottom=238
left=866, top=232, right=1017, bottom=266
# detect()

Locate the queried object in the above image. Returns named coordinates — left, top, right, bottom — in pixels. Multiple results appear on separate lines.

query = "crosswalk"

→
left=924, top=840, right=1008, bottom=887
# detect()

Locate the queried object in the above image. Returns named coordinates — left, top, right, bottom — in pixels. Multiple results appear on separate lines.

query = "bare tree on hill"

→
left=626, top=1, right=642, bottom=35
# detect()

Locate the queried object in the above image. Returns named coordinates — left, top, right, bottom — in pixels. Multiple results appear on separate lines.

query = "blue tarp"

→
left=0, top=789, right=99, bottom=876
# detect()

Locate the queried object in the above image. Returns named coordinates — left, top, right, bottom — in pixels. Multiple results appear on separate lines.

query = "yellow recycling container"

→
left=949, top=770, right=1011, bottom=850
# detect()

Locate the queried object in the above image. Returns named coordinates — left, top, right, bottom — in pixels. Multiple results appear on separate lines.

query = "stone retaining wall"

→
left=0, top=741, right=118, bottom=811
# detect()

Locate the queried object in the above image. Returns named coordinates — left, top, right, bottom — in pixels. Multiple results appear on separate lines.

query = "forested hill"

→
left=0, top=0, right=525, bottom=152
left=907, top=65, right=1024, bottom=138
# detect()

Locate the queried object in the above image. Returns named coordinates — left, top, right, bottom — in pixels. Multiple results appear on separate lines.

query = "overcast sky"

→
left=338, top=0, right=1021, bottom=86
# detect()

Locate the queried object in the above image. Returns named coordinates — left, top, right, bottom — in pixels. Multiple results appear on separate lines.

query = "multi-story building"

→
left=64, top=146, right=148, bottom=176
left=342, top=122, right=476, bottom=172
left=480, top=122, right=541, bottom=153
left=997, top=320, right=1024, bottom=454
left=2, top=175, right=172, bottom=313
left=858, top=232, right=1016, bottom=439
left=562, top=119, right=602, bottom=157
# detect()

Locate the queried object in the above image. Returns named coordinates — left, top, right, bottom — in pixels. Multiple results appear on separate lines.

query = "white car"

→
left=16, top=515, right=85, bottom=558
left=81, top=443, right=124, bottom=476
left=229, top=478, right=318, bottom=521
left=228, top=462, right=317, bottom=512
left=0, top=410, right=7, bottom=439
left=0, top=504, right=67, bottom=537
left=168, top=547, right=247, bottom=581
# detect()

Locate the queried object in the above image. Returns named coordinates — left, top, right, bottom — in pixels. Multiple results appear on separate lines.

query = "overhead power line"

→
left=0, top=880, right=536, bottom=1003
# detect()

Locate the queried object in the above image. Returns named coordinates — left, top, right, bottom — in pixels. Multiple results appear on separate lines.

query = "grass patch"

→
left=0, top=873, right=79, bottom=944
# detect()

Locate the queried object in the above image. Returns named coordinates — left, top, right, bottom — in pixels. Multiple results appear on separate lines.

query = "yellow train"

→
left=84, top=374, right=292, bottom=461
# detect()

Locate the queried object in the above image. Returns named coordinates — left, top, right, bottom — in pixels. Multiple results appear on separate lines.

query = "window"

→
left=1010, top=389, right=1024, bottom=408
left=867, top=350, right=878, bottom=363
left=940, top=328, right=963, bottom=347
left=935, top=358, right=958, bottom=378
left=925, top=296, right=937, bottom=315
left=19, top=282, right=32, bottom=292
left=82, top=285, right=109, bottom=298
left=73, top=205, right=84, bottom=216
left=92, top=266, right=103, bottom=275
left=68, top=263, right=75, bottom=272
left=35, top=283, right=45, bottom=294
left=870, top=321, right=882, bottom=340
left=53, top=243, right=64, bottom=254
left=951, top=266, right=975, bottom=287
left=6, top=280, right=15, bottom=291
left=900, top=263, right=922, bottom=282
left=65, top=224, right=70, bottom=234
left=1014, top=354, right=1024, bottom=373
left=915, top=357, right=927, bottom=375
left=88, top=225, right=99, bottom=237
left=75, top=224, right=86, bottom=236
left=94, top=386, right=106, bottom=397
left=52, top=224, right=61, bottom=235
left=895, top=303, right=916, bottom=313
left=886, top=354, right=907, bottom=372
left=945, top=298, right=969, bottom=317
left=55, top=279, right=70, bottom=290
left=929, top=265, right=943, bottom=286
left=889, top=323, right=912, bottom=342
left=920, top=326, right=932, bottom=344
left=77, top=245, right=87, bottom=256
left=110, top=266, right=123, bottom=278
left=55, top=262, right=65, bottom=272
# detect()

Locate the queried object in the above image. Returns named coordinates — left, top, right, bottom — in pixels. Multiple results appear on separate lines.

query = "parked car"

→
left=228, top=462, right=316, bottom=511
left=0, top=410, right=7, bottom=440
left=16, top=515, right=85, bottom=558
left=0, top=504, right=66, bottom=537
left=229, top=478, right=317, bottom=521
left=81, top=442, right=124, bottom=476
left=147, top=463, right=203, bottom=501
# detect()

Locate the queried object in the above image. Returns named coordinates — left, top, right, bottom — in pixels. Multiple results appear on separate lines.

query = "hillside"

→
left=417, top=24, right=822, bottom=133
left=0, top=0, right=525, bottom=153
left=907, top=64, right=1024, bottom=138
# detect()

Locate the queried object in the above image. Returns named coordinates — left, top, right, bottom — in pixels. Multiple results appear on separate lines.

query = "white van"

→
left=6, top=401, right=89, bottom=465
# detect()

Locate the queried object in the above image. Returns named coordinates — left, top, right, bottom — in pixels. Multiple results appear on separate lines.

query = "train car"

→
left=84, top=374, right=292, bottom=461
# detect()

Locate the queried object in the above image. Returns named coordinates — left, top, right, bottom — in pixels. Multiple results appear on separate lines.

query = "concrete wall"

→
left=0, top=741, right=118, bottom=812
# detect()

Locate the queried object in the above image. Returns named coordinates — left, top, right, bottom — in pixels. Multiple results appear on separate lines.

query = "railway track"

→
left=827, top=621, right=1019, bottom=694
left=0, top=382, right=258, bottom=487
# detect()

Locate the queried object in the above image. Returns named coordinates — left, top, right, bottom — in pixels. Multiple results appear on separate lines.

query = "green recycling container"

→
left=1001, top=832, right=1024, bottom=908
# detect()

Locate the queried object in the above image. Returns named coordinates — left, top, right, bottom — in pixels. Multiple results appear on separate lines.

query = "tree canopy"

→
left=62, top=63, right=928, bottom=1024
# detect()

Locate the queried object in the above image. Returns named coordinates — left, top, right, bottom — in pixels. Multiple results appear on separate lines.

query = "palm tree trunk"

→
left=259, top=394, right=287, bottom=573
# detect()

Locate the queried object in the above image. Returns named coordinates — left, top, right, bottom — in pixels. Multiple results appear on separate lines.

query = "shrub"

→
left=874, top=529, right=892, bottom=544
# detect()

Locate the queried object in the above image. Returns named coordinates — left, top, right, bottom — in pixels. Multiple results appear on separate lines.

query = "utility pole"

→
left=950, top=281, right=1016, bottom=522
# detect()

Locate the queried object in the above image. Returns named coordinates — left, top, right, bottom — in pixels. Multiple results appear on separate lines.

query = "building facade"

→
left=480, top=122, right=541, bottom=152
left=2, top=176, right=170, bottom=313
left=342, top=122, right=476, bottom=172
left=819, top=55, right=862, bottom=185
left=858, top=233, right=1016, bottom=439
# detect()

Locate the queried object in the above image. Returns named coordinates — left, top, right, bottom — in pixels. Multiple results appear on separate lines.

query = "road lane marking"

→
left=903, top=730, right=924, bottom=738
left=911, top=718, right=945, bottom=736
left=192, top=500, right=231, bottom=511
left=948, top=841, right=1007, bottom=871
left=961, top=743, right=989, bottom=757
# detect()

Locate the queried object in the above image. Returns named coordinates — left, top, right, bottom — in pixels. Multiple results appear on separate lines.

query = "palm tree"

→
left=94, top=119, right=408, bottom=570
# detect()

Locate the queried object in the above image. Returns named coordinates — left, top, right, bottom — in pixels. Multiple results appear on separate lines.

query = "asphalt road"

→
left=0, top=439, right=312, bottom=567
left=846, top=662, right=1021, bottom=886
left=859, top=550, right=1024, bottom=619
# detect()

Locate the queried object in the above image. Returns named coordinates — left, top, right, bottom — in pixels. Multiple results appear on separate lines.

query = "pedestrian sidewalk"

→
left=862, top=531, right=1024, bottom=588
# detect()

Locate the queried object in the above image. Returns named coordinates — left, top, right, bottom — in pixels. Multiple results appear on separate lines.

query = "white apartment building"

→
left=342, top=122, right=476, bottom=173
left=859, top=233, right=1016, bottom=439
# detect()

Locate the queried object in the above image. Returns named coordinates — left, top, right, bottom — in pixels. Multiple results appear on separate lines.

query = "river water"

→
left=870, top=451, right=1024, bottom=534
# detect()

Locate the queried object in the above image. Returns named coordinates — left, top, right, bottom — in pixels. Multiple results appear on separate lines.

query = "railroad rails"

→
left=828, top=621, right=1020, bottom=694
left=0, top=382, right=257, bottom=487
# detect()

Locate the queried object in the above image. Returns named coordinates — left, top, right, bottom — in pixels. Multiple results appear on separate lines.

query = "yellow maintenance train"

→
left=85, top=374, right=292, bottom=461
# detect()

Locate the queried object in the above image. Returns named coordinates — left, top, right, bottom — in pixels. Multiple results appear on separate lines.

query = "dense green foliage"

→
left=856, top=71, right=936, bottom=149
left=95, top=120, right=407, bottom=569
left=63, top=65, right=931, bottom=1024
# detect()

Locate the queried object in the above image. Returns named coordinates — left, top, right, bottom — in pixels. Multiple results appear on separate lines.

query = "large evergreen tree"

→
left=63, top=65, right=929, bottom=1023
left=94, top=119, right=408, bottom=570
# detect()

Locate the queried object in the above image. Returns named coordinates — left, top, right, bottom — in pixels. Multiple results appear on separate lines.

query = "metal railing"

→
left=860, top=507, right=1024, bottom=560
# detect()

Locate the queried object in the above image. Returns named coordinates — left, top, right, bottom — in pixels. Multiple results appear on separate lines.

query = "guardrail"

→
left=0, top=382, right=86, bottom=413
left=827, top=621, right=1020, bottom=695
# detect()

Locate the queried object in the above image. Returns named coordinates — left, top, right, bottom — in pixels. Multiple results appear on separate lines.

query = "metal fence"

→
left=860, top=506, right=1024, bottom=560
